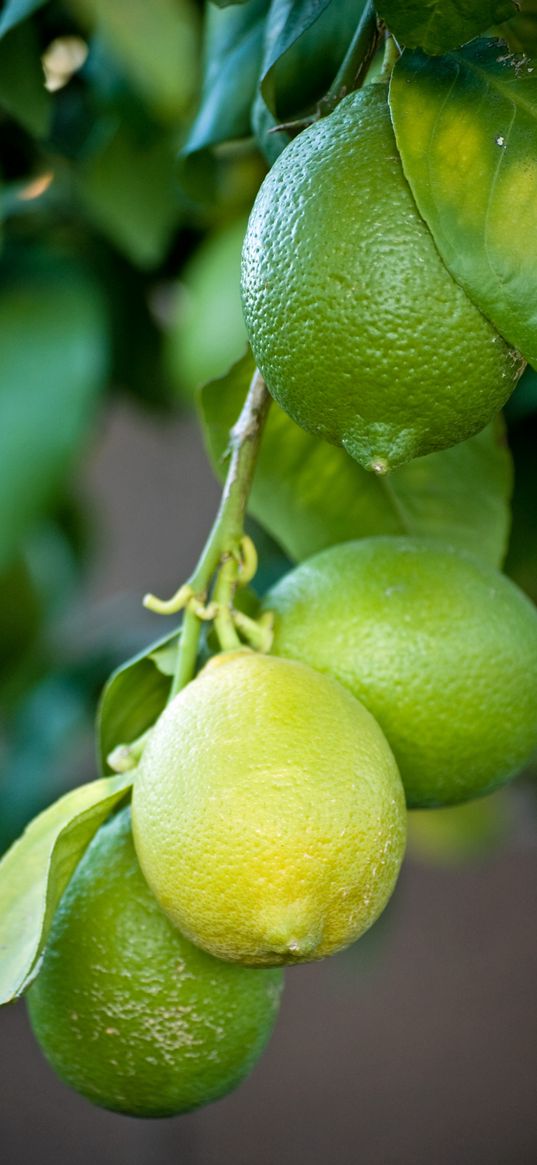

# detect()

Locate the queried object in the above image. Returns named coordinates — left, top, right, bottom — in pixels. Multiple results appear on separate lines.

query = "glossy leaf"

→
left=0, top=0, right=48, bottom=37
left=199, top=351, right=512, bottom=568
left=377, top=0, right=516, bottom=54
left=260, top=0, right=366, bottom=117
left=259, top=0, right=333, bottom=110
left=97, top=632, right=177, bottom=773
left=0, top=22, right=51, bottom=137
left=0, top=255, right=108, bottom=571
left=0, top=772, right=132, bottom=1003
left=253, top=0, right=367, bottom=159
left=390, top=41, right=537, bottom=368
left=184, top=0, right=268, bottom=154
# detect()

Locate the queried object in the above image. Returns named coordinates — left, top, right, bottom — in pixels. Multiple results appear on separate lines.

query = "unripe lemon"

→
left=265, top=537, right=537, bottom=807
left=27, top=808, right=283, bottom=1117
left=241, top=84, right=522, bottom=473
left=131, top=652, right=406, bottom=967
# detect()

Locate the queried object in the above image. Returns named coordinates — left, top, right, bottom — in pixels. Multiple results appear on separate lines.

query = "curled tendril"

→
left=234, top=534, right=258, bottom=586
left=143, top=583, right=194, bottom=616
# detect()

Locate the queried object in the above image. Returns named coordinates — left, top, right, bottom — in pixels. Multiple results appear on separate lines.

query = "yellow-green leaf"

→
left=390, top=40, right=537, bottom=367
left=0, top=773, right=132, bottom=1003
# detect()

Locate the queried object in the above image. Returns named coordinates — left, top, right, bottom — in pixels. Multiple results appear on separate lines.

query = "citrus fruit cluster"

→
left=23, top=66, right=537, bottom=1127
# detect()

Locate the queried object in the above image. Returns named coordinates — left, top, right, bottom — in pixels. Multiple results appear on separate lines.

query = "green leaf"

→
left=260, top=0, right=366, bottom=118
left=390, top=40, right=537, bottom=368
left=148, top=639, right=182, bottom=677
left=253, top=0, right=367, bottom=159
left=0, top=0, right=48, bottom=38
left=199, top=350, right=513, bottom=568
left=377, top=0, right=516, bottom=54
left=496, top=0, right=537, bottom=55
left=184, top=0, right=268, bottom=154
left=0, top=21, right=51, bottom=137
left=210, top=1, right=251, bottom=7
left=259, top=0, right=333, bottom=111
left=0, top=254, right=109, bottom=571
left=77, top=124, right=180, bottom=267
left=97, top=633, right=177, bottom=773
left=251, top=86, right=291, bottom=163
left=0, top=772, right=132, bottom=1003
left=66, top=0, right=199, bottom=120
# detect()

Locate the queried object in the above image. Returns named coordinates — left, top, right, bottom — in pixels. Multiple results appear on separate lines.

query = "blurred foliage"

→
left=1, top=0, right=537, bottom=858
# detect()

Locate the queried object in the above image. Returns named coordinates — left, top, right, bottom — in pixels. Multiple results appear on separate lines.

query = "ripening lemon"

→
left=131, top=652, right=406, bottom=967
left=26, top=808, right=283, bottom=1117
left=265, top=537, right=537, bottom=807
left=241, top=84, right=523, bottom=473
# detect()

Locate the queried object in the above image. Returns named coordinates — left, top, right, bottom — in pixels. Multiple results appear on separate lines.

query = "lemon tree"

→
left=1, top=0, right=537, bottom=1129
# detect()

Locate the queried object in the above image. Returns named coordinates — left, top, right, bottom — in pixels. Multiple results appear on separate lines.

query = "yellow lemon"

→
left=132, top=651, right=406, bottom=967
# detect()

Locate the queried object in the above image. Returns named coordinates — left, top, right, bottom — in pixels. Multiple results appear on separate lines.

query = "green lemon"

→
left=265, top=536, right=537, bottom=807
left=241, top=84, right=522, bottom=473
left=26, top=807, right=283, bottom=1118
left=132, top=651, right=406, bottom=967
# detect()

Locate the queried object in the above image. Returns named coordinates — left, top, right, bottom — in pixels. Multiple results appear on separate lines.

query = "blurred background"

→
left=1, top=1, right=537, bottom=1161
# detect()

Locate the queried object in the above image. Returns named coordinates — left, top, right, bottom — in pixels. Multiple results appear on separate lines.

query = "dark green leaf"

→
left=0, top=21, right=51, bottom=137
left=199, top=350, right=513, bottom=568
left=496, top=0, right=537, bottom=55
left=259, top=0, right=333, bottom=111
left=184, top=0, right=268, bottom=154
left=253, top=0, right=367, bottom=159
left=251, top=87, right=291, bottom=162
left=77, top=124, right=180, bottom=267
left=260, top=0, right=366, bottom=118
left=390, top=41, right=537, bottom=368
left=0, top=772, right=132, bottom=1003
left=0, top=254, right=109, bottom=571
left=210, top=1, right=252, bottom=7
left=0, top=0, right=48, bottom=38
left=97, top=632, right=177, bottom=773
left=66, top=0, right=199, bottom=120
left=377, top=0, right=516, bottom=54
